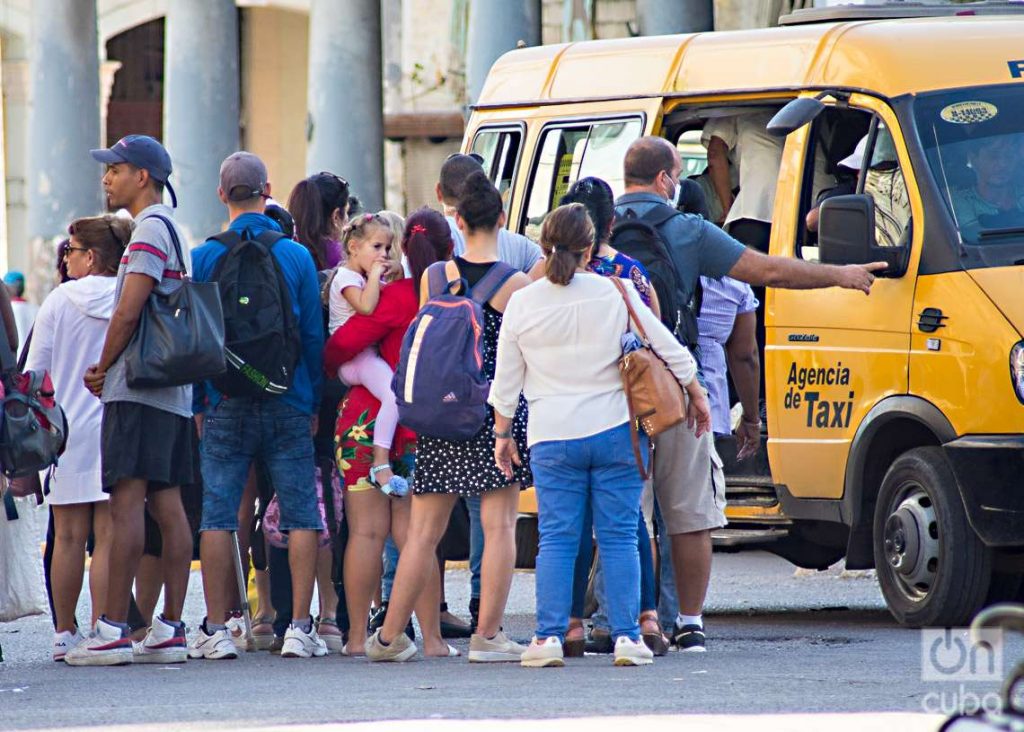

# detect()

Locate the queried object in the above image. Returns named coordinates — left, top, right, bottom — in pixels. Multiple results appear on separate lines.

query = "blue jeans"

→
left=576, top=512, right=657, bottom=631
left=200, top=398, right=322, bottom=532
left=467, top=495, right=483, bottom=600
left=531, top=423, right=645, bottom=642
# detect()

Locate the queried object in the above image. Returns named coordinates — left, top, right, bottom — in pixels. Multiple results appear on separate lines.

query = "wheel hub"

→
left=883, top=488, right=938, bottom=596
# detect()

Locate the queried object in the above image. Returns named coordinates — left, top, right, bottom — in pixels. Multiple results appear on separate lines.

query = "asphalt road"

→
left=2, top=551, right=1015, bottom=731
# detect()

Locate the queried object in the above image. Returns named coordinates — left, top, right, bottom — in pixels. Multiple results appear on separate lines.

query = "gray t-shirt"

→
left=101, top=203, right=192, bottom=418
left=447, top=215, right=542, bottom=273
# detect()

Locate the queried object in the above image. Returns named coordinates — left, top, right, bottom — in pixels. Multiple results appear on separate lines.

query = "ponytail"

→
left=404, top=207, right=453, bottom=299
left=539, top=203, right=595, bottom=286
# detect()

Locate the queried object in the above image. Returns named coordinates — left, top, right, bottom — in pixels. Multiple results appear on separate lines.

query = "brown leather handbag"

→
left=611, top=278, right=687, bottom=480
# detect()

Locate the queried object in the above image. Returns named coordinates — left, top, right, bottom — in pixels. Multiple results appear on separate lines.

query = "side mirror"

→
left=766, top=97, right=825, bottom=137
left=818, top=194, right=908, bottom=278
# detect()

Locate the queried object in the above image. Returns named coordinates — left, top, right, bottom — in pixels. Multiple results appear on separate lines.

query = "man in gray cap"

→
left=189, top=151, right=326, bottom=661
left=67, top=135, right=193, bottom=667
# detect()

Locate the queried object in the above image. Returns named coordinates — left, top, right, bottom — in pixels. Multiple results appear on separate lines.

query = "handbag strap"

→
left=143, top=214, right=188, bottom=277
left=610, top=277, right=650, bottom=343
left=610, top=277, right=652, bottom=481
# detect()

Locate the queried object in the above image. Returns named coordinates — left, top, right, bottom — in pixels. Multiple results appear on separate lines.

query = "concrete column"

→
left=306, top=0, right=384, bottom=211
left=466, top=0, right=542, bottom=106
left=638, top=0, right=714, bottom=35
left=27, top=0, right=101, bottom=242
left=164, top=0, right=240, bottom=241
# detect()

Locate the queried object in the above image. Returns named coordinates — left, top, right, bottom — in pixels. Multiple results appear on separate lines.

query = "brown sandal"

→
left=640, top=611, right=669, bottom=656
left=564, top=618, right=586, bottom=658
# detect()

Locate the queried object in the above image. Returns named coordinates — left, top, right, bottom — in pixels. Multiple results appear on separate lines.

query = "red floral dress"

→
left=323, top=279, right=418, bottom=492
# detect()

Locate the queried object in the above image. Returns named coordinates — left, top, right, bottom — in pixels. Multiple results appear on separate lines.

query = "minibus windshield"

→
left=914, top=84, right=1024, bottom=269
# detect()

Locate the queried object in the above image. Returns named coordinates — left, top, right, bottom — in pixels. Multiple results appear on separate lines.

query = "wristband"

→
left=741, top=416, right=762, bottom=428
left=493, top=427, right=512, bottom=439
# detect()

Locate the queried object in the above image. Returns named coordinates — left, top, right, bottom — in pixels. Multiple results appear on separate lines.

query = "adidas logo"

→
left=442, top=392, right=458, bottom=403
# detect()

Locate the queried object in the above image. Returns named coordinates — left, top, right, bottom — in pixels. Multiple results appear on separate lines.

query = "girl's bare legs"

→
left=342, top=487, right=391, bottom=654
left=88, top=502, right=112, bottom=627
left=390, top=496, right=447, bottom=655
left=379, top=493, right=456, bottom=645
left=476, top=484, right=520, bottom=638
left=51, top=503, right=94, bottom=634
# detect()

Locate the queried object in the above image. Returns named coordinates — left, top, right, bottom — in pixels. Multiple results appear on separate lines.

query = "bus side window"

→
left=471, top=127, right=524, bottom=214
left=861, top=123, right=912, bottom=248
left=520, top=118, right=643, bottom=240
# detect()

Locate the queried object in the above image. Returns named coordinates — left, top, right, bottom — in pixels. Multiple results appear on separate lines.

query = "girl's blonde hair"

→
left=376, top=210, right=406, bottom=279
left=339, top=212, right=391, bottom=259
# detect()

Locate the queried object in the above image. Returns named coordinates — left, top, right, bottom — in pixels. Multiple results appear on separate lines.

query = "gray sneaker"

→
left=366, top=628, right=417, bottom=662
left=469, top=630, right=527, bottom=663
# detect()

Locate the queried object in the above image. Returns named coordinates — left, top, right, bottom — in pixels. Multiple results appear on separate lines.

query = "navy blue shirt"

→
left=192, top=212, right=325, bottom=416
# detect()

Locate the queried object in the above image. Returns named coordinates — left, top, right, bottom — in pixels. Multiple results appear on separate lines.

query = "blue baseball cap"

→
left=91, top=135, right=178, bottom=207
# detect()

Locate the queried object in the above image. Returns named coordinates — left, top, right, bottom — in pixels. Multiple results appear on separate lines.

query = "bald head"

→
left=624, top=136, right=681, bottom=188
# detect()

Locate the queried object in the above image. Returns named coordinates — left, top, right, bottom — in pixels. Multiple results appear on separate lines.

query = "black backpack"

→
left=610, top=204, right=703, bottom=350
left=208, top=229, right=300, bottom=398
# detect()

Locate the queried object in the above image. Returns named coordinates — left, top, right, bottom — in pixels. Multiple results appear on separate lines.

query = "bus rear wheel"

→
left=873, top=446, right=991, bottom=627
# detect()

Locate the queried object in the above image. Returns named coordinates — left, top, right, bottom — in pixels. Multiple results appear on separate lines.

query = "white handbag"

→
left=0, top=489, right=48, bottom=622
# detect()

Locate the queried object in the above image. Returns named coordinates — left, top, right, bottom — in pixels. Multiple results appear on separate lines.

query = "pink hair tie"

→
left=410, top=224, right=427, bottom=235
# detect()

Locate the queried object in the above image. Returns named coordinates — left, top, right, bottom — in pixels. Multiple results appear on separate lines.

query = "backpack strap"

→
left=639, top=202, right=682, bottom=230
left=468, top=262, right=517, bottom=306
left=208, top=230, right=244, bottom=251
left=255, top=230, right=286, bottom=250
left=425, top=261, right=451, bottom=299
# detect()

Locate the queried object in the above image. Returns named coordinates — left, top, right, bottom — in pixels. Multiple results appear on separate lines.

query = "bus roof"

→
left=474, top=16, right=1024, bottom=108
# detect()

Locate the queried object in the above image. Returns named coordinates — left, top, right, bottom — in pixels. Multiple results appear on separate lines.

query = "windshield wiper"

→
left=978, top=226, right=1024, bottom=241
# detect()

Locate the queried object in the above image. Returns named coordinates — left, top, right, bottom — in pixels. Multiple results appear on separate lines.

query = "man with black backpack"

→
left=189, top=152, right=326, bottom=660
left=612, top=136, right=886, bottom=652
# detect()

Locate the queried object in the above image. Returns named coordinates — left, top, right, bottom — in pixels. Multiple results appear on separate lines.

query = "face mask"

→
left=667, top=178, right=681, bottom=208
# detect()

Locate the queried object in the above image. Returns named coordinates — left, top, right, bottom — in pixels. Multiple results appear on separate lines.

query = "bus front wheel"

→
left=873, top=446, right=991, bottom=627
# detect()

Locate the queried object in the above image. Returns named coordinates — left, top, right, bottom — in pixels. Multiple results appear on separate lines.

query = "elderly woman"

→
left=490, top=203, right=711, bottom=668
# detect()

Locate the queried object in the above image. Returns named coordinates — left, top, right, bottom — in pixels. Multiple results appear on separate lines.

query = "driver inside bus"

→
left=952, top=135, right=1024, bottom=241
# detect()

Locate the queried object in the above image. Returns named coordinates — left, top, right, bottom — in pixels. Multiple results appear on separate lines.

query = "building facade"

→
left=0, top=0, right=806, bottom=300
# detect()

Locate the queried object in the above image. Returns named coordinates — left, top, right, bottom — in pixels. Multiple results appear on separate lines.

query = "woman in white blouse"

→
left=490, top=203, right=711, bottom=668
left=25, top=214, right=130, bottom=660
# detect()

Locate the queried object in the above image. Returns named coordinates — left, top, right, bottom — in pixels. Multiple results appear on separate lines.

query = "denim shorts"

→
left=199, top=398, right=322, bottom=533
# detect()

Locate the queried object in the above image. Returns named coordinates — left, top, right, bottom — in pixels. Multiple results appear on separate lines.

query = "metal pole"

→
left=164, top=0, right=240, bottom=242
left=306, top=0, right=384, bottom=211
left=637, top=0, right=714, bottom=35
left=466, top=0, right=542, bottom=106
left=27, top=0, right=101, bottom=240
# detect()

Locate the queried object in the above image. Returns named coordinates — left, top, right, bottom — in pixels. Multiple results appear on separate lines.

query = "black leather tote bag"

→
left=125, top=215, right=226, bottom=388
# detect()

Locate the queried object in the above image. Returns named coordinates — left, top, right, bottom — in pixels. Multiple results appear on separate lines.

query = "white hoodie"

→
left=25, top=276, right=116, bottom=504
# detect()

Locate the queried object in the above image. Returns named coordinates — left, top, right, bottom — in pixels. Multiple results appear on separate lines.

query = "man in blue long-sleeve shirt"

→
left=189, top=152, right=327, bottom=661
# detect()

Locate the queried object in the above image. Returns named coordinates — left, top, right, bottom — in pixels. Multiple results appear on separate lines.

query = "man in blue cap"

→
left=66, top=135, right=193, bottom=667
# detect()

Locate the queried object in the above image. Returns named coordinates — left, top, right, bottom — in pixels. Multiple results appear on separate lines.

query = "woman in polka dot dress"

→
left=367, top=170, right=534, bottom=663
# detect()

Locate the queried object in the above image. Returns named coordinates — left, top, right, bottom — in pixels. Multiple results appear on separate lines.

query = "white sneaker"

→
left=134, top=615, right=188, bottom=664
left=53, top=629, right=83, bottom=662
left=468, top=630, right=528, bottom=663
left=188, top=623, right=239, bottom=660
left=281, top=624, right=329, bottom=659
left=613, top=635, right=655, bottom=666
left=520, top=636, right=565, bottom=668
left=64, top=618, right=133, bottom=667
left=225, top=612, right=247, bottom=650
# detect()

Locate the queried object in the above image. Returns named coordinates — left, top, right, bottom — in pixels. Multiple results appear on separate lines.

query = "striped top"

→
left=697, top=275, right=758, bottom=434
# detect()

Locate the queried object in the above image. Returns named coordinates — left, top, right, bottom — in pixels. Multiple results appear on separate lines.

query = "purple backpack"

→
left=393, top=260, right=516, bottom=441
